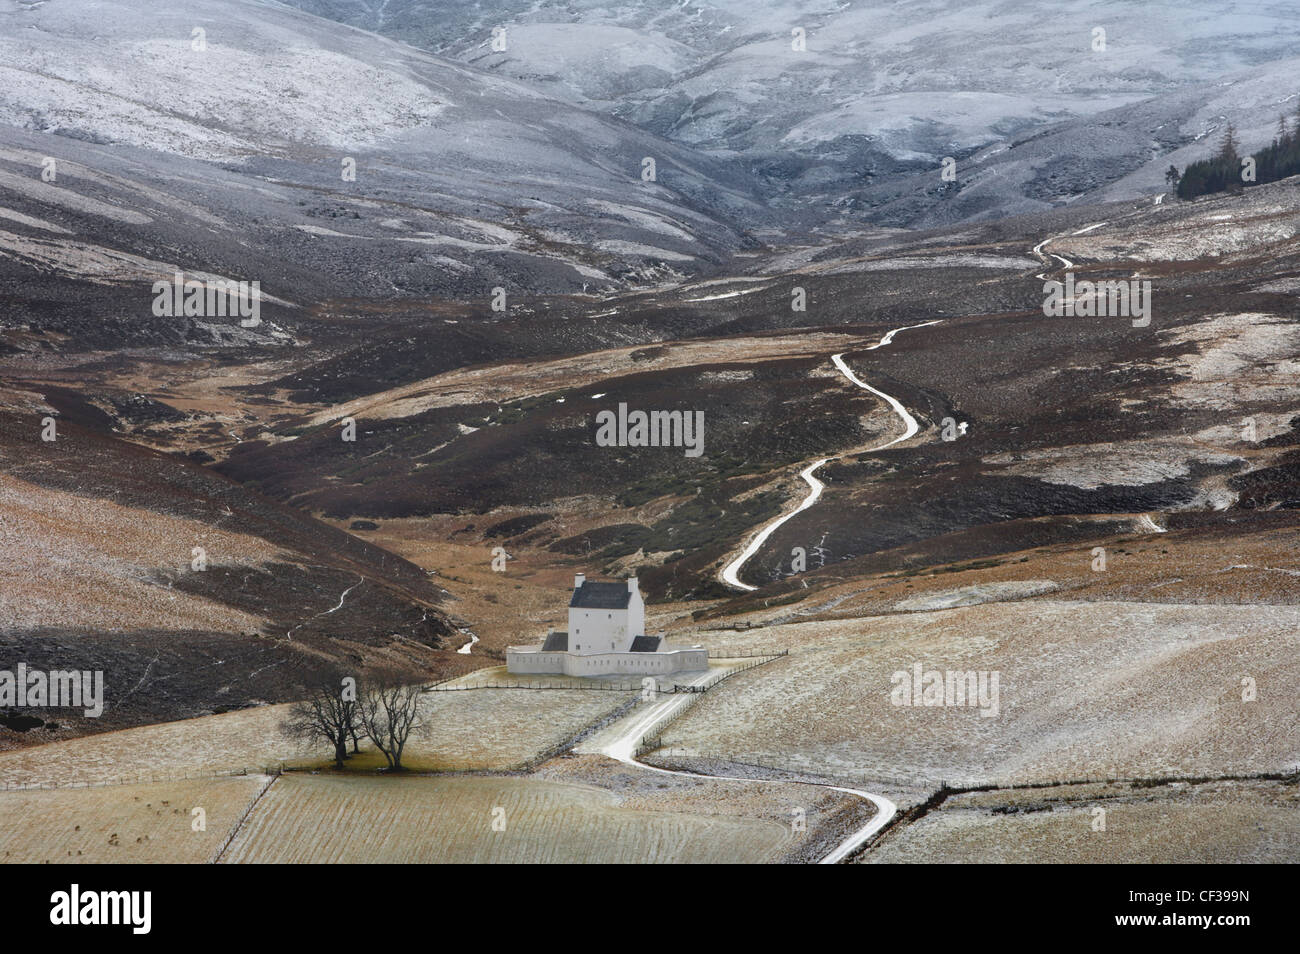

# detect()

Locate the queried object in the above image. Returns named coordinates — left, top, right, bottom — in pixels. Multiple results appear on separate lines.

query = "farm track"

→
left=703, top=319, right=953, bottom=856
left=720, top=320, right=942, bottom=592
left=582, top=668, right=898, bottom=864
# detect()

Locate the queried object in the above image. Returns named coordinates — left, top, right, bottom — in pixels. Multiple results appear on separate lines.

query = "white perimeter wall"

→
left=506, top=648, right=708, bottom=676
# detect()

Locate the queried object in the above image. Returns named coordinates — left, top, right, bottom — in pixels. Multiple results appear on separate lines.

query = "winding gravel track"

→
left=585, top=319, right=954, bottom=859
left=618, top=221, right=1123, bottom=860
left=720, top=320, right=942, bottom=592
left=585, top=668, right=897, bottom=864
left=1033, top=221, right=1106, bottom=278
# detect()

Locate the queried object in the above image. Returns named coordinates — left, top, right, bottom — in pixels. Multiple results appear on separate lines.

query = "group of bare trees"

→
left=283, top=675, right=425, bottom=771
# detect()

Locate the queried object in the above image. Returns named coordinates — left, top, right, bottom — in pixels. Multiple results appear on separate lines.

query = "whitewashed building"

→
left=506, top=574, right=709, bottom=676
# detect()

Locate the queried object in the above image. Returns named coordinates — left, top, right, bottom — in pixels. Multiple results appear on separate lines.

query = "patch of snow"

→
left=895, top=580, right=1059, bottom=612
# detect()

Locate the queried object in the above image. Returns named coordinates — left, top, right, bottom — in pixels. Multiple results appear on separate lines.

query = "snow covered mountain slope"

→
left=0, top=0, right=770, bottom=332
left=283, top=0, right=1300, bottom=222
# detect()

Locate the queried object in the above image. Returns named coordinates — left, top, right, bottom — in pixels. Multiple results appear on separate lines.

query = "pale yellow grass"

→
left=536, top=753, right=869, bottom=863
left=348, top=516, right=713, bottom=656
left=0, top=687, right=630, bottom=785
left=657, top=601, right=1300, bottom=788
left=0, top=471, right=274, bottom=632
left=865, top=780, right=1298, bottom=863
left=307, top=332, right=861, bottom=425
left=223, top=774, right=793, bottom=863
left=402, top=687, right=632, bottom=769
left=0, top=775, right=266, bottom=863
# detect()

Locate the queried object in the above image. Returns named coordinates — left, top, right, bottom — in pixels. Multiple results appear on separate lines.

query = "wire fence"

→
left=428, top=679, right=644, bottom=692
left=7, top=742, right=1289, bottom=797
left=636, top=749, right=917, bottom=790
left=0, top=766, right=279, bottom=793
left=633, top=700, right=703, bottom=758
left=630, top=751, right=1300, bottom=796
left=1, top=655, right=794, bottom=792
left=631, top=653, right=789, bottom=757
left=0, top=760, right=538, bottom=791
left=426, top=650, right=788, bottom=693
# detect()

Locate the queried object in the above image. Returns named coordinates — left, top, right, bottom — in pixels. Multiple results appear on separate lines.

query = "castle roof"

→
left=541, top=631, right=568, bottom=651
left=569, top=580, right=632, bottom=610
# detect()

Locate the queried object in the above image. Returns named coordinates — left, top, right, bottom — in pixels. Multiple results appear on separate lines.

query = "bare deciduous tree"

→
left=358, top=676, right=425, bottom=772
left=283, top=677, right=361, bottom=769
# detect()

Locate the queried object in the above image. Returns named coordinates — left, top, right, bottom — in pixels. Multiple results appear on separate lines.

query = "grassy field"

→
left=0, top=686, right=633, bottom=786
left=652, top=601, right=1300, bottom=789
left=222, top=773, right=794, bottom=863
left=0, top=472, right=275, bottom=635
left=865, top=779, right=1298, bottom=863
left=0, top=775, right=267, bottom=863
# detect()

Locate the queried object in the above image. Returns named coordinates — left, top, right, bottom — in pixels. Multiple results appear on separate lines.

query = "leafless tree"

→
left=358, top=676, right=425, bottom=771
left=283, top=677, right=361, bottom=769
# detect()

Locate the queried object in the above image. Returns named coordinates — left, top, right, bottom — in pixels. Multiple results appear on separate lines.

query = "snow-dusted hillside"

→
left=0, top=0, right=771, bottom=324
left=283, top=0, right=1300, bottom=222
left=5, top=0, right=1300, bottom=326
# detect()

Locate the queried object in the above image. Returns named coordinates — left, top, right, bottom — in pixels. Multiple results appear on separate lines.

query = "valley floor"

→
left=5, top=183, right=1300, bottom=862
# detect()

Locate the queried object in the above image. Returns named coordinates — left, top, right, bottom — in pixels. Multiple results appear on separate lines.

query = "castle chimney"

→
left=574, top=573, right=585, bottom=590
left=627, top=576, right=638, bottom=593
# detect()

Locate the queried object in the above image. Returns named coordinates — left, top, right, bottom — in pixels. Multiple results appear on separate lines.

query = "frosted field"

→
left=0, top=472, right=274, bottom=634
left=0, top=687, right=632, bottom=786
left=865, top=780, right=1298, bottom=864
left=222, top=774, right=793, bottom=864
left=653, top=601, right=1300, bottom=789
left=0, top=775, right=267, bottom=864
